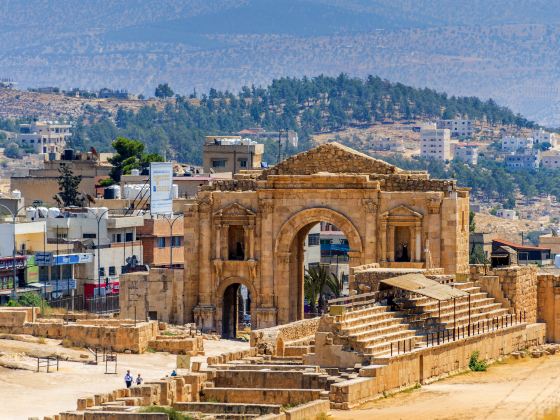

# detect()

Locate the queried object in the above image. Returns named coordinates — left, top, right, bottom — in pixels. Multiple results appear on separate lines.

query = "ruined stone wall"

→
left=471, top=265, right=538, bottom=323
left=537, top=273, right=560, bottom=343
left=330, top=323, right=546, bottom=409
left=250, top=318, right=321, bottom=356
left=352, top=267, right=445, bottom=293
left=120, top=268, right=184, bottom=325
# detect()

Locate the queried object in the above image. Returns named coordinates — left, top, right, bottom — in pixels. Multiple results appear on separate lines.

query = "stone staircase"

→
left=396, top=280, right=511, bottom=334
left=330, top=303, right=418, bottom=357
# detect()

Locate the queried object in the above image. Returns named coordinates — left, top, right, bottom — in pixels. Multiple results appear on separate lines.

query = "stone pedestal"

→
left=256, top=306, right=278, bottom=329
left=193, top=304, right=216, bottom=332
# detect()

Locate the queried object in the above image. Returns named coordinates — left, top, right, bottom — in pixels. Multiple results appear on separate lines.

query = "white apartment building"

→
left=454, top=145, right=479, bottom=165
left=532, top=128, right=558, bottom=148
left=501, top=136, right=534, bottom=153
left=18, top=121, right=72, bottom=157
left=420, top=125, right=451, bottom=161
left=437, top=119, right=474, bottom=138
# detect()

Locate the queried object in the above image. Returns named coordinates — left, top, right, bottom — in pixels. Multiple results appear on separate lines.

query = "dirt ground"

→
left=332, top=353, right=560, bottom=420
left=0, top=335, right=248, bottom=420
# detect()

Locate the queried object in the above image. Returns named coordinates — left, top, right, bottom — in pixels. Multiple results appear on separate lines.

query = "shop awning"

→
left=380, top=273, right=468, bottom=301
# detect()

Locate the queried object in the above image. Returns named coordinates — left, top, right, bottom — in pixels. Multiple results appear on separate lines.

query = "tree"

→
left=325, top=273, right=344, bottom=298
left=55, top=163, right=84, bottom=207
left=155, top=83, right=174, bottom=99
left=469, top=210, right=476, bottom=233
left=4, top=142, right=22, bottom=159
left=304, top=265, right=335, bottom=314
left=108, top=137, right=164, bottom=183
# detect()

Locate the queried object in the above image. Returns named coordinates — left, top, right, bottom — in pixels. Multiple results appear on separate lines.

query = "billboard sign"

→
left=150, top=162, right=173, bottom=215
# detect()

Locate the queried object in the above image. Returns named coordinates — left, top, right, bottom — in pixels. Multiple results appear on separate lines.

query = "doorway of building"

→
left=221, top=283, right=252, bottom=338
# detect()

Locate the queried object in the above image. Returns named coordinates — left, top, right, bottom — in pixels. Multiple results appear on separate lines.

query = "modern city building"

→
left=137, top=217, right=184, bottom=268
left=454, top=144, right=479, bottom=165
left=420, top=125, right=451, bottom=161
left=437, top=119, right=474, bottom=138
left=501, top=136, right=534, bottom=153
left=203, top=136, right=264, bottom=174
left=18, top=121, right=72, bottom=157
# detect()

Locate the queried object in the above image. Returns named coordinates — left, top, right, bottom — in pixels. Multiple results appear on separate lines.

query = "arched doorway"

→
left=221, top=283, right=252, bottom=338
left=275, top=208, right=363, bottom=324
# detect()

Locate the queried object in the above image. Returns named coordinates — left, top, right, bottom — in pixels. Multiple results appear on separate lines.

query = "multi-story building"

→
left=203, top=136, right=264, bottom=174
left=454, top=144, right=479, bottom=165
left=540, top=150, right=560, bottom=169
left=437, top=119, right=474, bottom=138
left=137, top=217, right=184, bottom=268
left=44, top=208, right=144, bottom=298
left=505, top=152, right=540, bottom=170
left=11, top=151, right=112, bottom=205
left=420, top=125, right=451, bottom=161
left=532, top=128, right=558, bottom=148
left=501, top=136, right=534, bottom=153
left=303, top=224, right=321, bottom=270
left=18, top=121, right=72, bottom=157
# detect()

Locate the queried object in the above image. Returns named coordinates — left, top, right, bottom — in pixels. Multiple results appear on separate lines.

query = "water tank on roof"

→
left=555, top=255, right=560, bottom=269
left=62, top=149, right=74, bottom=161
left=26, top=207, right=36, bottom=221
left=11, top=189, right=21, bottom=199
left=172, top=184, right=179, bottom=199
left=103, top=185, right=121, bottom=200
left=47, top=207, right=61, bottom=218
left=131, top=169, right=140, bottom=176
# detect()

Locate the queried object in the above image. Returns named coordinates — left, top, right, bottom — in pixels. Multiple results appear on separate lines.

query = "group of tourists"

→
left=124, top=369, right=178, bottom=388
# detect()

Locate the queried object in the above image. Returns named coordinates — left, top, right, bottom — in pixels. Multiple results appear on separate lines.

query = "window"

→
left=112, top=233, right=122, bottom=243
left=239, top=159, right=247, bottom=168
left=212, top=159, right=227, bottom=168
left=125, top=232, right=133, bottom=242
left=171, top=236, right=182, bottom=247
left=308, top=233, right=320, bottom=246
left=108, top=266, right=116, bottom=276
left=228, top=225, right=245, bottom=260
left=156, top=237, right=166, bottom=248
left=98, top=267, right=105, bottom=277
left=83, top=233, right=96, bottom=239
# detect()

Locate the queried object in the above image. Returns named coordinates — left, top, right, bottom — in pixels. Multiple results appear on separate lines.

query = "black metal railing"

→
left=46, top=294, right=120, bottom=314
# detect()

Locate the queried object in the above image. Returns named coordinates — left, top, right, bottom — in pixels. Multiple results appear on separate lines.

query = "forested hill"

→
left=70, top=74, right=534, bottom=164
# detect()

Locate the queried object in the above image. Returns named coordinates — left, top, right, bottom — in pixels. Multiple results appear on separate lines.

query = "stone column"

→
left=220, top=225, right=229, bottom=260
left=388, top=225, right=395, bottom=262
left=363, top=198, right=378, bottom=262
left=247, top=225, right=255, bottom=260
left=193, top=196, right=216, bottom=332
left=380, top=220, right=387, bottom=262
left=415, top=221, right=422, bottom=262
left=214, top=223, right=221, bottom=259
left=256, top=199, right=277, bottom=328
left=275, top=251, right=291, bottom=324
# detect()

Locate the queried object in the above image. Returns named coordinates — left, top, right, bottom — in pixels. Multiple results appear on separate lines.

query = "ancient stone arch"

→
left=184, top=142, right=470, bottom=332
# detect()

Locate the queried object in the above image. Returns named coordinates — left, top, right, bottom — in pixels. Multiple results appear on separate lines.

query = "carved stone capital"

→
left=198, top=195, right=213, bottom=213
left=258, top=199, right=274, bottom=216
left=276, top=251, right=291, bottom=265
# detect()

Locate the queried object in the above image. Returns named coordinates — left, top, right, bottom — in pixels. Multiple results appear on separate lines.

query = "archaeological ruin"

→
left=184, top=142, right=470, bottom=335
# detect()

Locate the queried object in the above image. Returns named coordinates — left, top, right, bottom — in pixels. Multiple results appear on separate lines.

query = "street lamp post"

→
left=0, top=204, right=28, bottom=301
left=162, top=214, right=183, bottom=268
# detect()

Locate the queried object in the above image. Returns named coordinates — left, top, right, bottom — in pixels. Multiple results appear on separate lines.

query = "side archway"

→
left=273, top=207, right=364, bottom=324
left=216, top=276, right=258, bottom=338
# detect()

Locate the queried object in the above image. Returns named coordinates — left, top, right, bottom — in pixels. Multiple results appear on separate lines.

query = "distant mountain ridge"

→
left=1, top=1, right=560, bottom=124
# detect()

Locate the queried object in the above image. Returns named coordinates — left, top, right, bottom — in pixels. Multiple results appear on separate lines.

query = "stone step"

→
left=348, top=323, right=412, bottom=342
left=357, top=329, right=417, bottom=348
left=364, top=334, right=417, bottom=357
left=338, top=304, right=390, bottom=321
left=338, top=316, right=404, bottom=334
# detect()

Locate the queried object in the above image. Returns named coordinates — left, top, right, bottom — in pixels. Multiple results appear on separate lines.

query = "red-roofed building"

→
left=492, top=239, right=551, bottom=265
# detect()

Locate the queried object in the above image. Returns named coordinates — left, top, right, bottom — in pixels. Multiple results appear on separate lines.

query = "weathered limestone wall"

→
left=147, top=335, right=204, bottom=355
left=250, top=318, right=320, bottom=356
left=120, top=268, right=184, bottom=324
left=537, top=273, right=560, bottom=343
left=330, top=323, right=546, bottom=409
left=471, top=265, right=538, bottom=323
left=0, top=307, right=38, bottom=326
left=0, top=309, right=158, bottom=353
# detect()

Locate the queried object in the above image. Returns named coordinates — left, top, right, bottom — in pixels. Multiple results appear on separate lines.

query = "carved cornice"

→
left=362, top=198, right=378, bottom=214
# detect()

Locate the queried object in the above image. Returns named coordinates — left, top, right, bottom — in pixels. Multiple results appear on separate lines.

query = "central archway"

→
left=274, top=208, right=364, bottom=324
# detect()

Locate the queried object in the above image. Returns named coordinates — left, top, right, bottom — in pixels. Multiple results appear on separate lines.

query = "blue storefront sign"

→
left=35, top=253, right=93, bottom=266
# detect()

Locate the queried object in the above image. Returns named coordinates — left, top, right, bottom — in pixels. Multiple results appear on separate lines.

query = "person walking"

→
left=124, top=370, right=133, bottom=388
left=136, top=373, right=143, bottom=386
